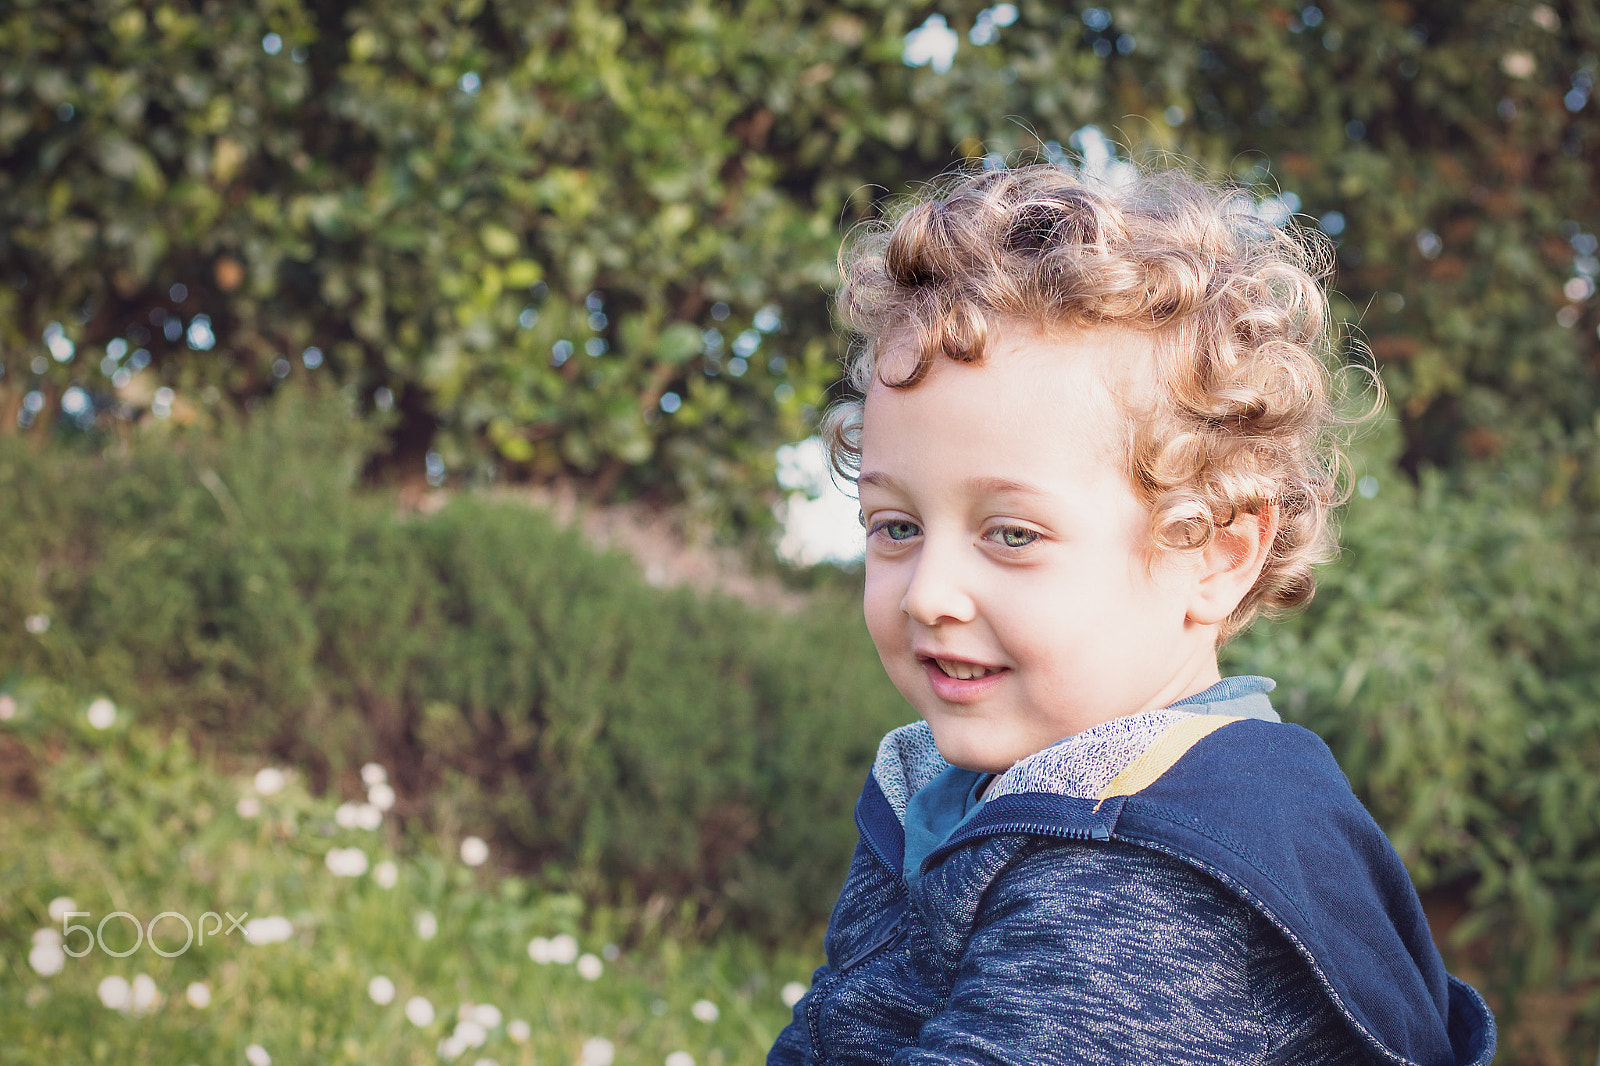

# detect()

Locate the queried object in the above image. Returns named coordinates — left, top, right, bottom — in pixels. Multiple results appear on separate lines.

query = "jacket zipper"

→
left=807, top=907, right=910, bottom=1055
left=923, top=820, right=1110, bottom=874
left=970, top=821, right=1111, bottom=842
left=838, top=914, right=908, bottom=972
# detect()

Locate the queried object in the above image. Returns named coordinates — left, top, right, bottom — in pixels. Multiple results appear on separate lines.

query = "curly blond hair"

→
left=826, top=162, right=1355, bottom=641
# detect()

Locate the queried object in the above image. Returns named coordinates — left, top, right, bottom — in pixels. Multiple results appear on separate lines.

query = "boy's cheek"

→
left=861, top=581, right=904, bottom=655
left=862, top=572, right=919, bottom=683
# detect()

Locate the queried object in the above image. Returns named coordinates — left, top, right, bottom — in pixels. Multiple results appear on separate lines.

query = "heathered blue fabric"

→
left=768, top=696, right=1496, bottom=1066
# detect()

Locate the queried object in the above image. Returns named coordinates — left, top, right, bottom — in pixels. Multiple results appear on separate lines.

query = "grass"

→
left=0, top=679, right=818, bottom=1065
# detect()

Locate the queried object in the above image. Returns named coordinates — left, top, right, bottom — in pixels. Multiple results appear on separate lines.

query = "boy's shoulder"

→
left=866, top=712, right=1410, bottom=958
left=855, top=714, right=1494, bottom=1066
left=1085, top=719, right=1492, bottom=1066
left=863, top=711, right=1363, bottom=876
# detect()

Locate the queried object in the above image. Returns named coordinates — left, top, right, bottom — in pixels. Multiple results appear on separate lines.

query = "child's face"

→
left=858, top=321, right=1223, bottom=773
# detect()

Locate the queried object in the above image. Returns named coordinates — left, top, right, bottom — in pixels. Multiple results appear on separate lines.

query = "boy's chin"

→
left=923, top=720, right=1029, bottom=775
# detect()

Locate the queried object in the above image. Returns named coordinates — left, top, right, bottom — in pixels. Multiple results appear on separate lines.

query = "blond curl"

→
left=824, top=161, right=1367, bottom=641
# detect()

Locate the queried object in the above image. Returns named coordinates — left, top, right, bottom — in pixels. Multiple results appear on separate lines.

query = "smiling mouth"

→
left=931, top=658, right=1001, bottom=681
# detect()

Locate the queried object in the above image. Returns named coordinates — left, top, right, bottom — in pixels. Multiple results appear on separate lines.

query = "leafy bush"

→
left=3, top=0, right=1595, bottom=526
left=1, top=389, right=907, bottom=934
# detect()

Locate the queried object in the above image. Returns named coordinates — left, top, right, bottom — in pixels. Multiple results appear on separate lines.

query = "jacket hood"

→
left=859, top=694, right=1496, bottom=1066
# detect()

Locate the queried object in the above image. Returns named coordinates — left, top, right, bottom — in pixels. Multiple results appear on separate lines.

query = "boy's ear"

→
left=1187, top=508, right=1276, bottom=627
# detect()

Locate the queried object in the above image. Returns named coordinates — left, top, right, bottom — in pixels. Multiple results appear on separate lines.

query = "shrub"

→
left=0, top=389, right=907, bottom=933
left=3, top=0, right=1595, bottom=526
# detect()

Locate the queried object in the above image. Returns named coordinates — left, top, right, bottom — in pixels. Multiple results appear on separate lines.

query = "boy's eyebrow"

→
left=857, top=472, right=1050, bottom=498
left=965, top=476, right=1050, bottom=498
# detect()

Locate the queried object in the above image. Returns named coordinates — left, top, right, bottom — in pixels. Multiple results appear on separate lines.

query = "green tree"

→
left=4, top=0, right=1595, bottom=525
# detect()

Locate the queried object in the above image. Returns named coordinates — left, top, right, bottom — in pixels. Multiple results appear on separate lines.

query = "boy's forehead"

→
left=876, top=318, right=1157, bottom=384
left=861, top=320, right=1162, bottom=482
left=869, top=319, right=1159, bottom=427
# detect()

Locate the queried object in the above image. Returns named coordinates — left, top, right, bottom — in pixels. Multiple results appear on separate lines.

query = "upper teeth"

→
left=936, top=659, right=994, bottom=680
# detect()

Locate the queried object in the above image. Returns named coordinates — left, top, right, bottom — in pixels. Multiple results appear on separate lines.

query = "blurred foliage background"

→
left=4, top=0, right=1596, bottom=522
left=3, top=0, right=1599, bottom=1062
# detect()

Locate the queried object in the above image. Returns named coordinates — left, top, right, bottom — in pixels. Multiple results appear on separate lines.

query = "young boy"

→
left=767, top=164, right=1496, bottom=1066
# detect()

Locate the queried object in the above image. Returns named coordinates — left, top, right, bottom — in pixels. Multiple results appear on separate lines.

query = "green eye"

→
left=871, top=519, right=920, bottom=541
left=886, top=520, right=920, bottom=541
left=992, top=526, right=1037, bottom=548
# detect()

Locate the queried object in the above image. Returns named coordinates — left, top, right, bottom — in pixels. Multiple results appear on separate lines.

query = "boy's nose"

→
left=899, top=543, right=978, bottom=626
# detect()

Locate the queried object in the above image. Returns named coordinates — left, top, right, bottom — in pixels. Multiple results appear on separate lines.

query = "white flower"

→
left=666, top=1052, right=695, bottom=1066
left=781, top=981, right=807, bottom=1007
left=548, top=933, right=578, bottom=964
left=28, top=939, right=64, bottom=977
left=244, top=915, right=293, bottom=945
left=579, top=1037, right=615, bottom=1066
left=452, top=1019, right=488, bottom=1048
left=24, top=613, right=49, bottom=634
left=405, top=994, right=436, bottom=1027
left=331, top=797, right=380, bottom=832
left=47, top=897, right=77, bottom=923
left=361, top=761, right=388, bottom=786
left=527, top=937, right=552, bottom=964
left=368, top=975, right=396, bottom=1005
left=459, top=836, right=488, bottom=867
left=470, top=1003, right=502, bottom=1028
left=186, top=981, right=212, bottom=1008
left=332, top=800, right=383, bottom=830
left=507, top=1019, right=531, bottom=1043
left=367, top=781, right=396, bottom=811
left=236, top=795, right=262, bottom=818
left=130, top=973, right=159, bottom=1013
left=473, top=1060, right=500, bottom=1066
left=86, top=698, right=116, bottom=730
left=576, top=953, right=603, bottom=981
left=325, top=846, right=369, bottom=877
left=0, top=694, right=17, bottom=720
left=98, top=975, right=131, bottom=1010
left=415, top=911, right=438, bottom=940
left=32, top=928, right=61, bottom=947
left=373, top=860, right=398, bottom=889
left=1500, top=50, right=1536, bottom=78
left=245, top=1043, right=272, bottom=1066
left=439, top=1035, right=466, bottom=1060
left=691, top=999, right=719, bottom=1023
left=253, top=767, right=286, bottom=796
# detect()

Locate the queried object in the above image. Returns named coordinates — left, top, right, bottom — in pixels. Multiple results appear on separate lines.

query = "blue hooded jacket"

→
left=768, top=687, right=1496, bottom=1066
